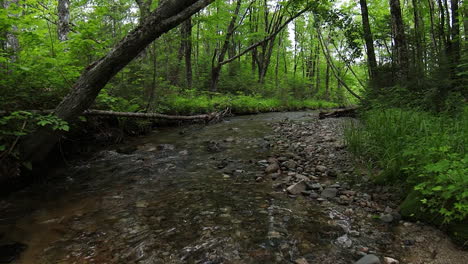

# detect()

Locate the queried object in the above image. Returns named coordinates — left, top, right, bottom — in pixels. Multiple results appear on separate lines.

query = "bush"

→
left=344, top=108, right=468, bottom=223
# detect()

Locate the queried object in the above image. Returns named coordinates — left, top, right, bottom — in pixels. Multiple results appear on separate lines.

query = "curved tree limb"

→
left=21, top=0, right=215, bottom=164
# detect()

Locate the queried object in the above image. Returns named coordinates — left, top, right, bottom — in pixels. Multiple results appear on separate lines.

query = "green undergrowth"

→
left=344, top=108, right=467, bottom=227
left=154, top=94, right=340, bottom=115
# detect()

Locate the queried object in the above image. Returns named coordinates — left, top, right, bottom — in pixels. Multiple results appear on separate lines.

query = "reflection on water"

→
left=1, top=112, right=342, bottom=263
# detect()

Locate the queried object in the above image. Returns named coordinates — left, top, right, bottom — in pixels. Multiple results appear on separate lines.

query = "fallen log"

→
left=318, top=108, right=357, bottom=119
left=0, top=108, right=231, bottom=122
left=83, top=109, right=214, bottom=121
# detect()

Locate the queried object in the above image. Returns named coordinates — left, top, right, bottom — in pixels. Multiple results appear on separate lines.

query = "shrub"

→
left=344, top=108, right=467, bottom=223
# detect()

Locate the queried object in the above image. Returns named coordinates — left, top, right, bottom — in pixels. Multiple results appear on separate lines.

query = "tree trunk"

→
left=389, top=0, right=409, bottom=80
left=427, top=0, right=439, bottom=55
left=3, top=0, right=20, bottom=62
left=450, top=0, right=460, bottom=66
left=412, top=0, right=424, bottom=76
left=210, top=0, right=242, bottom=92
left=57, top=0, right=70, bottom=41
left=135, top=0, right=153, bottom=23
left=182, top=17, right=193, bottom=88
left=464, top=2, right=468, bottom=43
left=359, top=0, right=378, bottom=79
left=325, top=61, right=330, bottom=100
left=21, top=0, right=215, bottom=164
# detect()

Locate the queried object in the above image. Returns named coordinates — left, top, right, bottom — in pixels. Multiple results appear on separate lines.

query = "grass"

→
left=156, top=94, right=340, bottom=115
left=344, top=107, right=468, bottom=223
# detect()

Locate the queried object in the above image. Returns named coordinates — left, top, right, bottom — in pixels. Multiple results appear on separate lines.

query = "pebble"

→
left=321, top=188, right=338, bottom=198
left=316, top=165, right=327, bottom=172
left=336, top=234, right=353, bottom=248
left=355, top=254, right=381, bottom=264
left=294, top=258, right=309, bottom=264
left=383, top=257, right=399, bottom=264
left=380, top=214, right=394, bottom=223
left=265, top=163, right=280, bottom=173
left=287, top=181, right=307, bottom=195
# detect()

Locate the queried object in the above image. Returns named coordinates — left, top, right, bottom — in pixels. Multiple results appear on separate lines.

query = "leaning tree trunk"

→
left=21, top=0, right=214, bottom=164
left=57, top=0, right=70, bottom=41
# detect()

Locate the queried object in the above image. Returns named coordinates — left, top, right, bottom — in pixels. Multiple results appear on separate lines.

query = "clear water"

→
left=1, top=112, right=343, bottom=264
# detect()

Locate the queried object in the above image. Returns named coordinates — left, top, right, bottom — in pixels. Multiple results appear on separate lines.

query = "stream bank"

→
left=0, top=111, right=466, bottom=264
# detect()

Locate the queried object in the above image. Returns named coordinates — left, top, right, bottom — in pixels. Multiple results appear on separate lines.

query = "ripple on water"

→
left=1, top=111, right=341, bottom=264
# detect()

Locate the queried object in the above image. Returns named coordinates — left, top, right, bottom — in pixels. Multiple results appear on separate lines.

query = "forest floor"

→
left=0, top=111, right=466, bottom=264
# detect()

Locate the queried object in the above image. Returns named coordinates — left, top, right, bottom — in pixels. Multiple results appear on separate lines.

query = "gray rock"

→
left=265, top=163, right=280, bottom=174
left=283, top=160, right=297, bottom=169
left=336, top=234, right=352, bottom=248
left=270, top=173, right=280, bottom=180
left=383, top=257, right=399, bottom=264
left=295, top=174, right=309, bottom=181
left=316, top=165, right=327, bottom=172
left=287, top=181, right=307, bottom=195
left=354, top=254, right=381, bottom=264
left=380, top=214, right=394, bottom=223
left=309, top=192, right=320, bottom=199
left=308, top=183, right=322, bottom=190
left=321, top=188, right=338, bottom=199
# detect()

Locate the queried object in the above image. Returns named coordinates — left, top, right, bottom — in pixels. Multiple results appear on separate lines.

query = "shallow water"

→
left=1, top=112, right=345, bottom=263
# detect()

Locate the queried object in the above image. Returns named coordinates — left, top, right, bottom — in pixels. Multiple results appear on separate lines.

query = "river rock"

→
left=354, top=254, right=381, bottom=264
left=283, top=160, right=297, bottom=169
left=316, top=165, right=327, bottom=172
left=265, top=163, right=280, bottom=174
left=380, top=214, right=394, bottom=223
left=321, top=188, right=338, bottom=199
left=294, top=258, right=309, bottom=264
left=295, top=174, right=309, bottom=181
left=383, top=257, right=399, bottom=264
left=336, top=234, right=352, bottom=248
left=287, top=181, right=307, bottom=195
left=308, top=183, right=322, bottom=190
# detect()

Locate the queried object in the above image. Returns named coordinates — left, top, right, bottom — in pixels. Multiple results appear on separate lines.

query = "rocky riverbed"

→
left=0, top=111, right=466, bottom=264
left=258, top=115, right=468, bottom=264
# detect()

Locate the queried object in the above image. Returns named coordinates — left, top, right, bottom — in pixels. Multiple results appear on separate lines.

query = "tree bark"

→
left=325, top=60, right=330, bottom=100
left=182, top=17, right=193, bottom=88
left=427, top=0, right=439, bottom=55
left=21, top=0, right=215, bottom=164
left=210, top=0, right=243, bottom=92
left=389, top=0, right=409, bottom=80
left=359, top=0, right=378, bottom=79
left=135, top=0, right=153, bottom=23
left=57, top=0, right=70, bottom=41
left=3, top=0, right=20, bottom=62
left=412, top=0, right=424, bottom=75
left=450, top=0, right=460, bottom=66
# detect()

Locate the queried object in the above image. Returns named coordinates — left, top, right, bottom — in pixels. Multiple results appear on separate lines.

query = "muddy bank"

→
left=0, top=111, right=466, bottom=264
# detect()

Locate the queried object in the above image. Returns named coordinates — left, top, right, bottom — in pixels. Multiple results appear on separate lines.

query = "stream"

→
left=1, top=111, right=466, bottom=264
